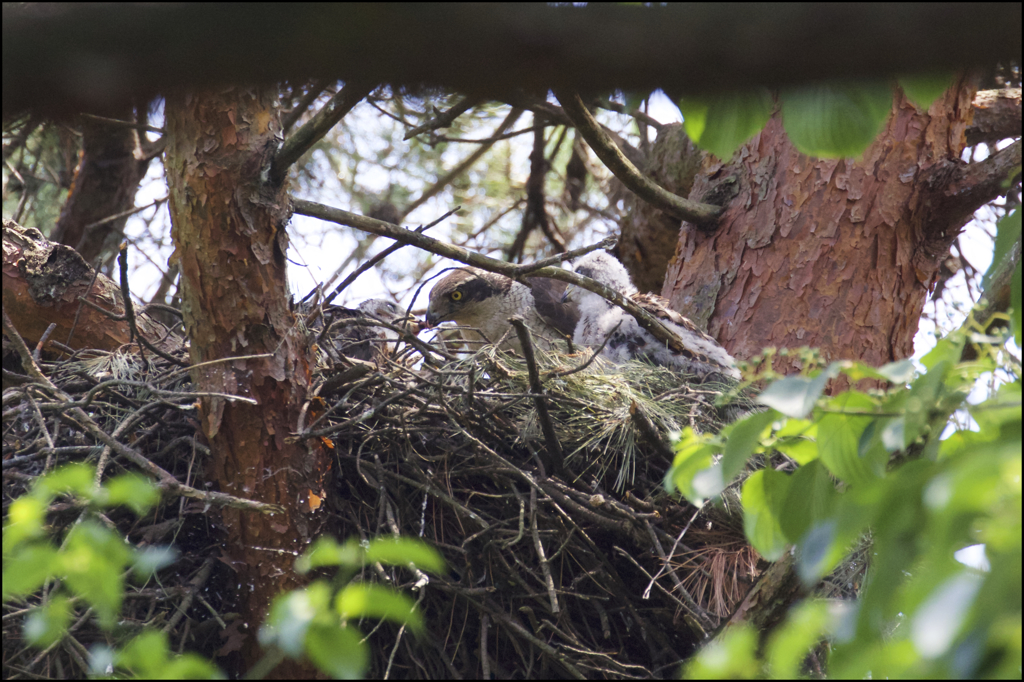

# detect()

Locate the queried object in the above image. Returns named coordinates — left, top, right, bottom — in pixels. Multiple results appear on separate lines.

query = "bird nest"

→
left=2, top=328, right=861, bottom=679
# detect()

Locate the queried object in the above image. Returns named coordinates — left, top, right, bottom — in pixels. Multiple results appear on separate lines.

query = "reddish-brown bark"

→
left=2, top=219, right=176, bottom=353
left=164, top=88, right=328, bottom=676
left=664, top=78, right=983, bottom=386
left=50, top=110, right=155, bottom=263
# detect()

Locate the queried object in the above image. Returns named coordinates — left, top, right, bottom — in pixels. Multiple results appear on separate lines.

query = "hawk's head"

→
left=571, top=251, right=637, bottom=296
left=425, top=268, right=512, bottom=329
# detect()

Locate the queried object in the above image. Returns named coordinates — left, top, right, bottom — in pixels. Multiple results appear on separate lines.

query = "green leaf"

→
left=61, top=521, right=130, bottom=629
left=365, top=537, right=446, bottom=575
left=741, top=469, right=789, bottom=561
left=779, top=460, right=838, bottom=544
left=819, top=392, right=884, bottom=485
left=678, top=89, right=773, bottom=160
left=780, top=82, right=892, bottom=158
left=24, top=595, right=71, bottom=648
left=773, top=418, right=819, bottom=464
left=132, top=546, right=178, bottom=580
left=3, top=495, right=47, bottom=554
left=902, top=363, right=951, bottom=446
left=296, top=537, right=364, bottom=574
left=983, top=207, right=1021, bottom=292
left=335, top=583, right=423, bottom=634
left=898, top=74, right=954, bottom=111
left=666, top=428, right=716, bottom=504
left=34, top=463, right=96, bottom=502
left=720, top=409, right=776, bottom=481
left=919, top=335, right=964, bottom=371
left=683, top=623, right=760, bottom=678
left=1012, top=260, right=1022, bottom=347
left=115, top=630, right=169, bottom=677
left=875, top=359, right=917, bottom=384
left=305, top=623, right=369, bottom=680
left=766, top=599, right=831, bottom=679
left=2, top=543, right=59, bottom=599
left=757, top=364, right=838, bottom=417
left=260, top=581, right=333, bottom=657
left=796, top=520, right=844, bottom=586
left=104, top=473, right=160, bottom=515
left=910, top=571, right=983, bottom=659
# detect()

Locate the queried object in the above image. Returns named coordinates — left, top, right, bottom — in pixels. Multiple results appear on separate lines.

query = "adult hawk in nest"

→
left=567, top=252, right=740, bottom=381
left=299, top=298, right=420, bottom=364
left=426, top=268, right=580, bottom=353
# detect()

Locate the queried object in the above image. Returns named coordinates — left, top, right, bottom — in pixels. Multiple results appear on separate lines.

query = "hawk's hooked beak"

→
left=424, top=308, right=440, bottom=329
left=560, top=285, right=576, bottom=304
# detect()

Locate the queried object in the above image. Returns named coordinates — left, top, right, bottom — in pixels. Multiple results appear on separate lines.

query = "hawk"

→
left=426, top=267, right=580, bottom=353
left=299, top=298, right=421, bottom=364
left=567, top=252, right=740, bottom=380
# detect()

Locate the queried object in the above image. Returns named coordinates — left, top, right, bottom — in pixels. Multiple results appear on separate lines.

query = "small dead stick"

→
left=118, top=242, right=188, bottom=367
left=510, top=317, right=563, bottom=476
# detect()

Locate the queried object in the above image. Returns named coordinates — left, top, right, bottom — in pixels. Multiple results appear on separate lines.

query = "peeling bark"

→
left=2, top=219, right=177, bottom=353
left=50, top=109, right=154, bottom=263
left=664, top=78, right=984, bottom=388
left=164, top=87, right=328, bottom=676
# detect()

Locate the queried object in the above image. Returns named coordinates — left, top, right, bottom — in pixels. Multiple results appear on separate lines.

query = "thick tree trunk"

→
left=50, top=109, right=154, bottom=263
left=663, top=78, right=982, bottom=386
left=164, top=88, right=327, bottom=676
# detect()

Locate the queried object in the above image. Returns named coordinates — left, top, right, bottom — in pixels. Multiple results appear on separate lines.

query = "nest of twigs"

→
left=2, top=323, right=863, bottom=679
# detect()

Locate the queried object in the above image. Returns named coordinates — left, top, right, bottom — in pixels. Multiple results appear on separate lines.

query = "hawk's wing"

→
left=527, top=277, right=580, bottom=339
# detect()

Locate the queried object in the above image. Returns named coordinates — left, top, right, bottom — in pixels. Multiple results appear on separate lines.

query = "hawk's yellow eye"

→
left=451, top=291, right=463, bottom=301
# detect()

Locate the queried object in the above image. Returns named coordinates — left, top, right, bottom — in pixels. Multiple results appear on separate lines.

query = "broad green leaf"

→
left=132, top=546, right=178, bottom=580
left=910, top=572, right=983, bottom=659
left=305, top=623, right=368, bottom=680
left=678, top=89, right=773, bottom=160
left=335, top=584, right=423, bottom=634
left=683, top=624, right=760, bottom=679
left=365, top=537, right=446, bottom=575
left=899, top=74, right=954, bottom=111
left=691, top=461, right=727, bottom=501
left=766, top=599, right=831, bottom=679
left=819, top=392, right=883, bottom=485
left=779, top=460, right=838, bottom=544
left=902, top=363, right=951, bottom=446
left=796, top=520, right=846, bottom=586
left=296, top=537, right=364, bottom=574
left=114, top=629, right=219, bottom=678
left=983, top=207, right=1020, bottom=292
left=261, top=581, right=333, bottom=657
left=780, top=82, right=892, bottom=158
left=919, top=336, right=963, bottom=371
left=720, top=409, right=776, bottom=482
left=34, top=463, right=96, bottom=502
left=2, top=543, right=59, bottom=599
left=757, top=364, right=838, bottom=418
left=61, top=522, right=129, bottom=629
left=773, top=418, right=819, bottom=464
left=158, top=655, right=222, bottom=680
left=968, top=381, right=1022, bottom=438
left=1012, top=260, right=1022, bottom=347
left=741, top=469, right=789, bottom=561
left=3, top=495, right=47, bottom=553
left=24, top=595, right=71, bottom=648
left=116, top=630, right=169, bottom=676
left=666, top=428, right=716, bottom=503
left=104, top=473, right=160, bottom=515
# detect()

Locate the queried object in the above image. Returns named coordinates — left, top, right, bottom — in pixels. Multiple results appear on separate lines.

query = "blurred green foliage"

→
left=670, top=212, right=1021, bottom=679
